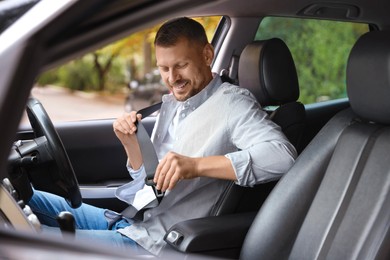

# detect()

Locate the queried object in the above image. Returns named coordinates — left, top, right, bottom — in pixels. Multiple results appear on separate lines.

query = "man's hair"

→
left=154, top=17, right=208, bottom=47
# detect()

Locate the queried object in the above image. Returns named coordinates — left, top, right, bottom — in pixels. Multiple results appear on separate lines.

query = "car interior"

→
left=0, top=0, right=389, bottom=259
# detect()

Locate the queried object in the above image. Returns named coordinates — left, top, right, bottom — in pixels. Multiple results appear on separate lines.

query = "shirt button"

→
left=181, top=113, right=186, bottom=118
left=147, top=213, right=152, bottom=218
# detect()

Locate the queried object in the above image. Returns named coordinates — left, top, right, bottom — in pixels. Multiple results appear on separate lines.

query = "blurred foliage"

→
left=58, top=57, right=97, bottom=91
left=256, top=17, right=368, bottom=104
left=37, top=16, right=222, bottom=94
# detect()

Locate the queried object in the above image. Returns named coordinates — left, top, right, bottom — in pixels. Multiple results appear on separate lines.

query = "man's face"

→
left=156, top=37, right=214, bottom=101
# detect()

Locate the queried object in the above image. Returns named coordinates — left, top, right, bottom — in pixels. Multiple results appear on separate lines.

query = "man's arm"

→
left=153, top=140, right=296, bottom=192
left=154, top=152, right=236, bottom=192
left=113, top=111, right=143, bottom=170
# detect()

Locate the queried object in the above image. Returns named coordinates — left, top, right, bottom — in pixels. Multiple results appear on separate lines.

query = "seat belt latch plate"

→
left=145, top=177, right=164, bottom=199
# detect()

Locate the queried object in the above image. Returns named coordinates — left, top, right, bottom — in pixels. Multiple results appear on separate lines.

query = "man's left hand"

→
left=154, top=151, right=198, bottom=192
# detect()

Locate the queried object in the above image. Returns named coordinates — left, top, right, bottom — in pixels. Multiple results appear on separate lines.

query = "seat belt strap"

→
left=135, top=102, right=163, bottom=202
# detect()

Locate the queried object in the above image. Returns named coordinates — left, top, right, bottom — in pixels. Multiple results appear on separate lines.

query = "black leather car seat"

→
left=238, top=38, right=306, bottom=153
left=240, top=30, right=390, bottom=260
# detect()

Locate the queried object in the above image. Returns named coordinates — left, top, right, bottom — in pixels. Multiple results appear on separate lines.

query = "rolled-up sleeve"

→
left=226, top=141, right=296, bottom=186
left=126, top=161, right=146, bottom=180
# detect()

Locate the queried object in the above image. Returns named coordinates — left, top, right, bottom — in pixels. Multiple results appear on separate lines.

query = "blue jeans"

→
left=29, top=190, right=144, bottom=253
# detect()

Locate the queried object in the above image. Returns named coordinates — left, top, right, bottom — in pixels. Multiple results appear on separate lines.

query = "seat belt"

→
left=115, top=102, right=163, bottom=223
left=135, top=102, right=163, bottom=203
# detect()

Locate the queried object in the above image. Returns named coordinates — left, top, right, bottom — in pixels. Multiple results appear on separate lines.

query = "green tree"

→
left=257, top=18, right=367, bottom=104
left=93, top=45, right=120, bottom=91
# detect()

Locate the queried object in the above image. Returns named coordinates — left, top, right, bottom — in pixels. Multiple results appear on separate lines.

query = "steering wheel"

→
left=26, top=98, right=82, bottom=208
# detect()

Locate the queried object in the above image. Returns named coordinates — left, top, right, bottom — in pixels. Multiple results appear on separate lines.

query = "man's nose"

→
left=168, top=69, right=180, bottom=84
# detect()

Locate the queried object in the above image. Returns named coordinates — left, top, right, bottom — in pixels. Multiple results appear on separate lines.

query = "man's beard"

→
left=173, top=87, right=201, bottom=102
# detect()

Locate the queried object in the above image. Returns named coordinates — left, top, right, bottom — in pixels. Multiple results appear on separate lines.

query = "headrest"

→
left=238, top=38, right=299, bottom=107
left=347, top=31, right=390, bottom=125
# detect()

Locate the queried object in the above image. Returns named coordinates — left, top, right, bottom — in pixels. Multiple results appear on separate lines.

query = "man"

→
left=29, top=17, right=296, bottom=255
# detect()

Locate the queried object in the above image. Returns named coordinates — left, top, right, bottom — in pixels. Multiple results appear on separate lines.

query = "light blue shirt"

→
left=117, top=75, right=297, bottom=255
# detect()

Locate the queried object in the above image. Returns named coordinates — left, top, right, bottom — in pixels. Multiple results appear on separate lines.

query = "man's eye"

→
left=177, top=63, right=188, bottom=69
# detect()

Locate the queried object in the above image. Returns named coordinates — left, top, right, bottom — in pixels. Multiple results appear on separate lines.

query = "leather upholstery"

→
left=347, top=30, right=390, bottom=124
left=240, top=31, right=390, bottom=260
left=238, top=38, right=299, bottom=106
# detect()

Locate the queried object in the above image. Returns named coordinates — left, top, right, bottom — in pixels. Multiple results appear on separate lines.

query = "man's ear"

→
left=203, top=43, right=214, bottom=66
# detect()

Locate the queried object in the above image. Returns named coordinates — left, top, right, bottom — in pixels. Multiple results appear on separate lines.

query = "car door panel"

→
left=57, top=117, right=157, bottom=211
left=56, top=119, right=129, bottom=185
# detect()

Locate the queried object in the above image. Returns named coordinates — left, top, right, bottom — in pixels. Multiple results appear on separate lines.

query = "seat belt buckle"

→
left=145, top=177, right=164, bottom=199
left=145, top=177, right=155, bottom=186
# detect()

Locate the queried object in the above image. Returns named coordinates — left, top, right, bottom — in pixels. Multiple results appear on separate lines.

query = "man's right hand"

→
left=113, top=112, right=142, bottom=144
left=113, top=111, right=143, bottom=169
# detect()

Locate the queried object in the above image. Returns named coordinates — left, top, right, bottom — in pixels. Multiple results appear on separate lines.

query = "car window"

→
left=21, top=16, right=222, bottom=125
left=256, top=17, right=368, bottom=104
